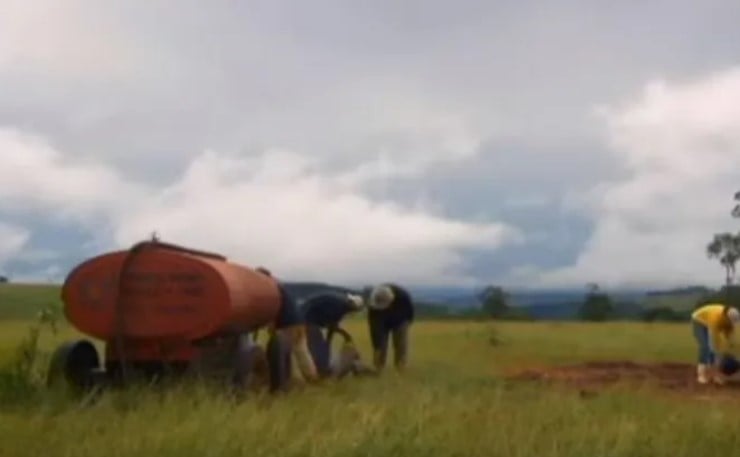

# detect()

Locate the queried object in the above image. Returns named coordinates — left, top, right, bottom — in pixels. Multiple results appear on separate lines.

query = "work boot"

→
left=697, top=364, right=710, bottom=384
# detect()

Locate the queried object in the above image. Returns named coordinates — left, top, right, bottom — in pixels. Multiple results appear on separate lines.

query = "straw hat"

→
left=728, top=307, right=740, bottom=323
left=368, top=285, right=395, bottom=310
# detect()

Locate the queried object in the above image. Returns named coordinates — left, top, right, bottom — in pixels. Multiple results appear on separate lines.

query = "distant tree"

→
left=0, top=275, right=7, bottom=284
left=706, top=232, right=740, bottom=286
left=578, top=283, right=613, bottom=321
left=478, top=286, right=510, bottom=318
left=732, top=190, right=740, bottom=219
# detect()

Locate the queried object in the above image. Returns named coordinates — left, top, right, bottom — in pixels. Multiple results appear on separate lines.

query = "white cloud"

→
left=0, top=128, right=521, bottom=285
left=4, top=2, right=740, bottom=288
left=0, top=223, right=29, bottom=269
left=539, top=67, right=740, bottom=289
left=0, top=128, right=144, bottom=224
left=113, top=149, right=521, bottom=285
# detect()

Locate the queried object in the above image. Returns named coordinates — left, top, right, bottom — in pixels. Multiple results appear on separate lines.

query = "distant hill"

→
left=408, top=287, right=481, bottom=308
left=644, top=286, right=712, bottom=297
left=407, top=284, right=719, bottom=320
left=639, top=286, right=712, bottom=312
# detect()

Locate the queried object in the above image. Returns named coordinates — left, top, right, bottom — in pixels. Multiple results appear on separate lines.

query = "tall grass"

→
left=0, top=319, right=737, bottom=456
left=0, top=304, right=61, bottom=403
left=0, top=286, right=733, bottom=456
left=0, top=283, right=62, bottom=320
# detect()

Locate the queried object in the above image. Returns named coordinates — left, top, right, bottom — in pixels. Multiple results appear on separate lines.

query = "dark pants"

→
left=369, top=319, right=410, bottom=370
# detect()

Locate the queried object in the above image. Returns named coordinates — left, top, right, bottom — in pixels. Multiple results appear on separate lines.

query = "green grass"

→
left=0, top=285, right=737, bottom=456
left=0, top=283, right=63, bottom=320
left=1, top=319, right=737, bottom=457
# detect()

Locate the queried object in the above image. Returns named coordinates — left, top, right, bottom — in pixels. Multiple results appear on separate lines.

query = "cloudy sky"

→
left=1, top=0, right=740, bottom=289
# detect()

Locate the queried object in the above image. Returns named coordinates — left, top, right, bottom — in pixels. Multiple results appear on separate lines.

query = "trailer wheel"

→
left=266, top=332, right=292, bottom=393
left=47, top=340, right=101, bottom=392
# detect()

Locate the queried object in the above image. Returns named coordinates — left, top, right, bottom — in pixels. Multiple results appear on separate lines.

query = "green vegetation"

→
left=578, top=283, right=614, bottom=321
left=1, top=315, right=739, bottom=457
left=0, top=283, right=62, bottom=320
left=707, top=232, right=740, bottom=286
left=706, top=190, right=740, bottom=287
left=640, top=287, right=711, bottom=312
left=0, top=284, right=736, bottom=457
left=3, top=187, right=740, bottom=457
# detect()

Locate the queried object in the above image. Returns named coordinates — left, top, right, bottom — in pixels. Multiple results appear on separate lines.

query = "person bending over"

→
left=255, top=267, right=319, bottom=383
left=691, top=303, right=740, bottom=385
left=366, top=283, right=415, bottom=372
left=301, top=291, right=365, bottom=334
left=300, top=291, right=370, bottom=377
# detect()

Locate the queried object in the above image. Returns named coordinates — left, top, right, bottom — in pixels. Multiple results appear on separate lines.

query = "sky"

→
left=1, top=0, right=740, bottom=290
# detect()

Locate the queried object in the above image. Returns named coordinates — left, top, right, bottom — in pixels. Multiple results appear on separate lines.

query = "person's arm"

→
left=709, top=323, right=730, bottom=359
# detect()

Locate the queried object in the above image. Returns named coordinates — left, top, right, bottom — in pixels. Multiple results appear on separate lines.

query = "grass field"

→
left=1, top=284, right=740, bottom=456
left=0, top=283, right=62, bottom=319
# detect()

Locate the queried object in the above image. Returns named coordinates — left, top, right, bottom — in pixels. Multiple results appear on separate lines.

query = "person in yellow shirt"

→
left=691, top=303, right=740, bottom=384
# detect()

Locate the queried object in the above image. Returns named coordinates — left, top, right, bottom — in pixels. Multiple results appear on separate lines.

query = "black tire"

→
left=266, top=332, right=292, bottom=393
left=47, top=340, right=101, bottom=392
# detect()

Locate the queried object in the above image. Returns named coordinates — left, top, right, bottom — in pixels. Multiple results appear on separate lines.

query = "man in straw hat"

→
left=366, top=283, right=415, bottom=372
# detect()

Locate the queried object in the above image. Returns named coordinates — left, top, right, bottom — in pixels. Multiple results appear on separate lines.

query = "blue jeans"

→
left=692, top=321, right=715, bottom=365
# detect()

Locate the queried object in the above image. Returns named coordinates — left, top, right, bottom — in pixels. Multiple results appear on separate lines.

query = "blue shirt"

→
left=300, top=293, right=356, bottom=328
left=367, top=283, right=414, bottom=329
left=274, top=282, right=303, bottom=329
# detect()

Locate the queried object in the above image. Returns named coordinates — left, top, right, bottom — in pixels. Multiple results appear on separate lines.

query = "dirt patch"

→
left=507, top=361, right=740, bottom=398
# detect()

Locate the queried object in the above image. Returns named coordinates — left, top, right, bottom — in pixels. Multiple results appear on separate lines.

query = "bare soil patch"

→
left=508, top=360, right=740, bottom=398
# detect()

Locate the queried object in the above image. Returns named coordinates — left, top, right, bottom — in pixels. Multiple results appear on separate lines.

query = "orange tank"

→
left=61, top=240, right=282, bottom=343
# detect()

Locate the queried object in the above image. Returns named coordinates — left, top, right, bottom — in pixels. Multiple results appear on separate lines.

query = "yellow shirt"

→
left=692, top=304, right=734, bottom=354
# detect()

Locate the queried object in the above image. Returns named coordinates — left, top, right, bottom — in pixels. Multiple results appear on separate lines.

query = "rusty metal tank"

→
left=61, top=240, right=282, bottom=342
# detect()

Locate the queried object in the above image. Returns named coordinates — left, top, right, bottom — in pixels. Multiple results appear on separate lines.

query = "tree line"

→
left=706, top=191, right=740, bottom=287
left=476, top=283, right=633, bottom=322
left=474, top=282, right=740, bottom=323
left=471, top=191, right=740, bottom=322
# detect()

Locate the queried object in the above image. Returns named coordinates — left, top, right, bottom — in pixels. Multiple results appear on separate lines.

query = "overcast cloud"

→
left=1, top=0, right=740, bottom=288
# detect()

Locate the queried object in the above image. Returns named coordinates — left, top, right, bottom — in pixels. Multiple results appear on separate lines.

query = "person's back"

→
left=255, top=267, right=319, bottom=383
left=301, top=292, right=364, bottom=329
left=693, top=303, right=730, bottom=329
left=690, top=302, right=740, bottom=384
left=366, top=283, right=415, bottom=371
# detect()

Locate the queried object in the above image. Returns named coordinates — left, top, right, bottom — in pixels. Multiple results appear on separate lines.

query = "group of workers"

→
left=255, top=267, right=415, bottom=384
left=252, top=268, right=740, bottom=388
left=691, top=302, right=740, bottom=385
